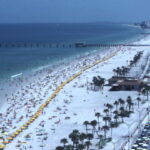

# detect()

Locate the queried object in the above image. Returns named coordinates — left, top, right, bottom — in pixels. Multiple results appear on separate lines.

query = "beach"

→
left=0, top=35, right=150, bottom=150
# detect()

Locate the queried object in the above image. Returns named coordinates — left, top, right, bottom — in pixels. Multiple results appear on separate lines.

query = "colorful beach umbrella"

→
left=2, top=141, right=9, bottom=144
left=6, top=137, right=13, bottom=140
left=0, top=145, right=6, bottom=148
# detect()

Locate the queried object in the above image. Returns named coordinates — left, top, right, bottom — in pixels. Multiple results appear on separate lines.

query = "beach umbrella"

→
left=20, top=126, right=26, bottom=130
left=30, top=118, right=35, bottom=122
left=33, top=113, right=38, bottom=117
left=14, top=132, right=19, bottom=135
left=45, top=101, right=49, bottom=105
left=16, top=129, right=22, bottom=132
left=61, top=82, right=65, bottom=86
left=21, top=142, right=27, bottom=144
left=47, top=98, right=50, bottom=102
left=0, top=145, right=6, bottom=148
left=29, top=119, right=34, bottom=122
left=6, top=137, right=13, bottom=140
left=26, top=122, right=30, bottom=125
left=40, top=106, right=45, bottom=109
left=51, top=95, right=55, bottom=99
left=2, top=132, right=8, bottom=135
left=32, top=116, right=36, bottom=120
left=2, top=141, right=9, bottom=144
left=39, top=105, right=43, bottom=109
left=35, top=113, right=40, bottom=117
left=42, top=104, right=46, bottom=107
left=19, top=127, right=24, bottom=130
left=23, top=124, right=28, bottom=128
left=11, top=134, right=16, bottom=138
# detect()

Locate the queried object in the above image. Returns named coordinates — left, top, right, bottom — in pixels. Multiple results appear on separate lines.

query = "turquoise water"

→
left=0, top=23, right=143, bottom=80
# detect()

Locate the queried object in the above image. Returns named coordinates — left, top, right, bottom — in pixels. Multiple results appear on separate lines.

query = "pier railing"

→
left=1, top=42, right=150, bottom=48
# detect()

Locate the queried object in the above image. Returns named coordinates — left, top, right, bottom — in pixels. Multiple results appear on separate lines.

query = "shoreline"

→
left=0, top=33, right=144, bottom=107
left=1, top=46, right=120, bottom=149
left=0, top=35, right=150, bottom=150
left=0, top=46, right=111, bottom=107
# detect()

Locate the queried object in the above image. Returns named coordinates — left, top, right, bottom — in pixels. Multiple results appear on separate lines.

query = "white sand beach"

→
left=1, top=35, right=150, bottom=150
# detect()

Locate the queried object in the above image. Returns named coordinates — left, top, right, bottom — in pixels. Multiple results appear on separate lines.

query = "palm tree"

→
left=126, top=96, right=132, bottom=112
left=127, top=96, right=132, bottom=102
left=116, top=67, right=121, bottom=76
left=114, top=101, right=119, bottom=111
left=118, top=98, right=125, bottom=108
left=97, top=134, right=105, bottom=149
left=130, top=102, right=134, bottom=112
left=86, top=133, right=93, bottom=141
left=84, top=141, right=92, bottom=150
left=121, top=66, right=126, bottom=76
left=60, top=138, right=68, bottom=147
left=93, top=76, right=98, bottom=90
left=118, top=67, right=123, bottom=76
left=114, top=115, right=119, bottom=124
left=99, top=77, right=105, bottom=89
left=83, top=121, right=89, bottom=133
left=90, top=120, right=97, bottom=134
left=77, top=144, right=85, bottom=150
left=106, top=103, right=113, bottom=115
left=113, top=69, right=117, bottom=76
left=113, top=110, right=118, bottom=116
left=102, top=125, right=109, bottom=139
left=65, top=144, right=73, bottom=150
left=136, top=97, right=141, bottom=108
left=109, top=122, right=116, bottom=137
left=103, top=116, right=108, bottom=126
left=119, top=107, right=125, bottom=122
left=79, top=133, right=86, bottom=144
left=95, top=112, right=101, bottom=130
left=72, top=129, right=80, bottom=135
left=107, top=116, right=111, bottom=125
left=69, top=130, right=80, bottom=148
left=93, top=76, right=105, bottom=89
left=103, top=116, right=111, bottom=126
left=103, top=109, right=109, bottom=116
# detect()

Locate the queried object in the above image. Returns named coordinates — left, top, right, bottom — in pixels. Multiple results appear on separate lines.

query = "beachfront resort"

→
left=1, top=35, right=150, bottom=150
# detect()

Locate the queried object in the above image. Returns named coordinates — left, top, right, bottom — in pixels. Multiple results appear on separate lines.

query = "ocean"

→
left=0, top=22, right=143, bottom=81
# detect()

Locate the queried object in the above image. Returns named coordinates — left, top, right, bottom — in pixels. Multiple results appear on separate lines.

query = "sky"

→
left=0, top=0, right=150, bottom=23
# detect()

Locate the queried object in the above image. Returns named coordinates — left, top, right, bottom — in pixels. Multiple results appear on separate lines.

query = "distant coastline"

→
left=134, top=21, right=150, bottom=29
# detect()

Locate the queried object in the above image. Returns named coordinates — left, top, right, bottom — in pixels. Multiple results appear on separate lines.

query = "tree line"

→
left=113, top=51, right=143, bottom=77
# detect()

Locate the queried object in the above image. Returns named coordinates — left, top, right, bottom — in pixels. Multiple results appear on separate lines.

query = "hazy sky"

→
left=0, top=0, right=150, bottom=23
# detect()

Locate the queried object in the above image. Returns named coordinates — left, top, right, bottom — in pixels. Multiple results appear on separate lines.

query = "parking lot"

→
left=131, top=121, right=150, bottom=150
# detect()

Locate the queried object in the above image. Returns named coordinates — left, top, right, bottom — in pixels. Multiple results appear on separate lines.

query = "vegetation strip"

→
left=0, top=50, right=120, bottom=148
